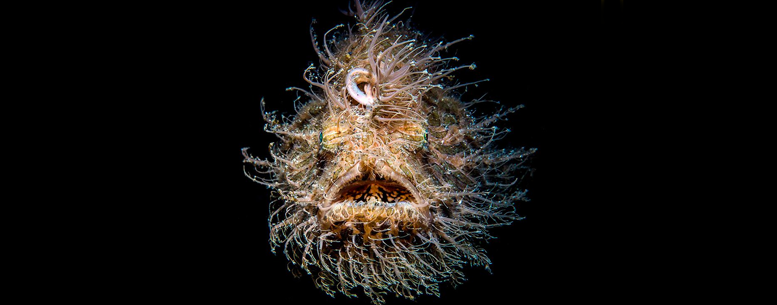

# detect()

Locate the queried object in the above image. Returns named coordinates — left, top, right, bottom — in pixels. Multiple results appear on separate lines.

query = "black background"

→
left=109, top=0, right=664, bottom=304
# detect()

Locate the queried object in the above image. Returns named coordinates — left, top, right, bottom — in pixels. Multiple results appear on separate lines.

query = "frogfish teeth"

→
left=242, top=1, right=536, bottom=304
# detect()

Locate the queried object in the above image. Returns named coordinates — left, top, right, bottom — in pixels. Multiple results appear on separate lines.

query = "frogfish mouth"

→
left=320, top=160, right=430, bottom=246
left=242, top=1, right=535, bottom=304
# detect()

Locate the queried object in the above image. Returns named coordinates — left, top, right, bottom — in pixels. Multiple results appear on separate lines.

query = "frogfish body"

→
left=242, top=1, right=535, bottom=304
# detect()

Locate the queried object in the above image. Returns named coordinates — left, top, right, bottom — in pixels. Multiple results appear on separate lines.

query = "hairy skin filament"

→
left=242, top=1, right=535, bottom=304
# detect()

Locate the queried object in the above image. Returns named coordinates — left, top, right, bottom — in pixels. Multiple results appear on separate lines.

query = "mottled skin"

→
left=242, top=1, right=535, bottom=304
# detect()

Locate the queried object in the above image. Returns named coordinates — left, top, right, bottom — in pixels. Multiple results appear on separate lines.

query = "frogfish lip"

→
left=321, top=160, right=428, bottom=210
left=318, top=162, right=431, bottom=243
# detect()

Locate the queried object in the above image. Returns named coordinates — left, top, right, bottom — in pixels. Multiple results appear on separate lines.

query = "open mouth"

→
left=319, top=170, right=430, bottom=245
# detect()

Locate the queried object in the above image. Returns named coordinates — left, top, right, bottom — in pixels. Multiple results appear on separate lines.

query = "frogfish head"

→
left=242, top=1, right=536, bottom=304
